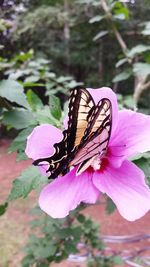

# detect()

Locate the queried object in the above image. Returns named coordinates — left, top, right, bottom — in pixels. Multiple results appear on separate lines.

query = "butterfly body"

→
left=33, top=88, right=112, bottom=179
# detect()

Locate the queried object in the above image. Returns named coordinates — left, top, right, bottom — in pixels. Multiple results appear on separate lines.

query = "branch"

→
left=100, top=0, right=150, bottom=104
left=141, top=80, right=150, bottom=91
left=133, top=77, right=150, bottom=104
left=100, top=0, right=131, bottom=63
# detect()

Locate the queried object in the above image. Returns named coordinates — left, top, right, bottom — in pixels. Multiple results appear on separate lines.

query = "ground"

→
left=0, top=138, right=150, bottom=267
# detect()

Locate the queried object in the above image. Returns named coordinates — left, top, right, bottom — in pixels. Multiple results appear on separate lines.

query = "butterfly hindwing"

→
left=69, top=99, right=112, bottom=174
left=80, top=98, right=111, bottom=144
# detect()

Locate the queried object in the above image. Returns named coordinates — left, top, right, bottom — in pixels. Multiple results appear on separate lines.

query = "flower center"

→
left=76, top=152, right=108, bottom=176
left=90, top=155, right=102, bottom=171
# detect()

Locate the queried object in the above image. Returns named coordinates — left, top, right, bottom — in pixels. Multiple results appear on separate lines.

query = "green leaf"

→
left=26, top=90, right=43, bottom=111
left=37, top=264, right=49, bottom=267
left=141, top=21, right=150, bottom=35
left=127, top=45, right=150, bottom=58
left=49, top=95, right=62, bottom=120
left=0, top=202, right=8, bottom=216
left=68, top=80, right=82, bottom=89
left=34, top=243, right=56, bottom=259
left=93, top=31, right=108, bottom=41
left=116, top=58, right=128, bottom=68
left=56, top=228, right=73, bottom=239
left=8, top=127, right=34, bottom=161
left=114, top=13, right=126, bottom=20
left=134, top=158, right=150, bottom=180
left=106, top=197, right=116, bottom=214
left=27, top=235, right=57, bottom=260
left=3, top=109, right=36, bottom=129
left=24, top=82, right=45, bottom=88
left=0, top=79, right=29, bottom=108
left=89, top=15, right=104, bottom=23
left=77, top=214, right=85, bottom=223
left=84, top=219, right=92, bottom=231
left=9, top=127, right=34, bottom=153
left=24, top=75, right=40, bottom=83
left=64, top=241, right=77, bottom=254
left=35, top=106, right=60, bottom=126
left=112, top=256, right=123, bottom=265
left=71, top=226, right=82, bottom=241
left=21, top=255, right=35, bottom=267
left=112, top=70, right=132, bottom=82
left=133, top=62, right=150, bottom=78
left=141, top=152, right=150, bottom=159
left=7, top=166, right=48, bottom=201
left=14, top=50, right=33, bottom=62
left=123, top=95, right=135, bottom=109
left=142, top=29, right=150, bottom=35
left=16, top=152, right=28, bottom=161
left=130, top=152, right=149, bottom=161
left=113, top=1, right=129, bottom=19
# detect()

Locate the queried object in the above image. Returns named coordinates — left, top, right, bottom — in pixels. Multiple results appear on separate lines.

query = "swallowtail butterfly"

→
left=33, top=88, right=112, bottom=178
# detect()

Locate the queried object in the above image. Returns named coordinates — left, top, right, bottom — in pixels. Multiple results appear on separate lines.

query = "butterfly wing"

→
left=69, top=99, right=112, bottom=175
left=67, top=87, right=95, bottom=150
left=33, top=88, right=95, bottom=179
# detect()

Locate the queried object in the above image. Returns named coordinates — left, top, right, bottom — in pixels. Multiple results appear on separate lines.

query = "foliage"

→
left=0, top=203, right=8, bottom=216
left=132, top=152, right=150, bottom=187
left=7, top=166, right=48, bottom=201
left=106, top=197, right=116, bottom=214
left=0, top=51, right=80, bottom=159
left=0, top=79, right=29, bottom=108
left=2, top=0, right=149, bottom=93
left=87, top=255, right=123, bottom=267
left=21, top=207, right=121, bottom=267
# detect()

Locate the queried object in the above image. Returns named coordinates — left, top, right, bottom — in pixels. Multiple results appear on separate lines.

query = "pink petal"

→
left=63, top=116, right=68, bottom=129
left=25, top=124, right=63, bottom=160
left=93, top=160, right=150, bottom=221
left=87, top=87, right=118, bottom=135
left=109, top=110, right=150, bottom=168
left=39, top=168, right=99, bottom=218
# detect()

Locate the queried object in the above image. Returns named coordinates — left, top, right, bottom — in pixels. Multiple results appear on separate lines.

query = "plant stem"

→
left=100, top=0, right=129, bottom=58
left=100, top=0, right=150, bottom=105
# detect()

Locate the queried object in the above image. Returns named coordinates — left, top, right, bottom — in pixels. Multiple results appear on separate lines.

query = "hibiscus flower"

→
left=25, top=87, right=150, bottom=221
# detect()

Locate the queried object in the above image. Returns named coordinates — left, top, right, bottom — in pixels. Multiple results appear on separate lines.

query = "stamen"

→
left=91, top=156, right=101, bottom=171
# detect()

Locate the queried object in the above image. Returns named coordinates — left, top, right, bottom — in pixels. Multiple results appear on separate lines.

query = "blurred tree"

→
left=0, top=0, right=150, bottom=99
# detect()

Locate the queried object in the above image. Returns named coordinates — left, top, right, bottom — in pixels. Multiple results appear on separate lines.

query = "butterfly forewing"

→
left=67, top=88, right=95, bottom=149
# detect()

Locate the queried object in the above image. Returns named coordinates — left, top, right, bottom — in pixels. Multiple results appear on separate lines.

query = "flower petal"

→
left=87, top=87, right=118, bottom=135
left=39, top=168, right=99, bottom=218
left=93, top=160, right=150, bottom=221
left=25, top=124, right=63, bottom=160
left=109, top=110, right=150, bottom=167
left=63, top=116, right=68, bottom=129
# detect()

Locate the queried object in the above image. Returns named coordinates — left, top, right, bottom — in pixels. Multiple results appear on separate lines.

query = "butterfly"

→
left=33, top=88, right=112, bottom=179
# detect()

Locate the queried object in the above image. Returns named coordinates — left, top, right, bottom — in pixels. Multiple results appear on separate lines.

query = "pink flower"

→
left=25, top=87, right=150, bottom=221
